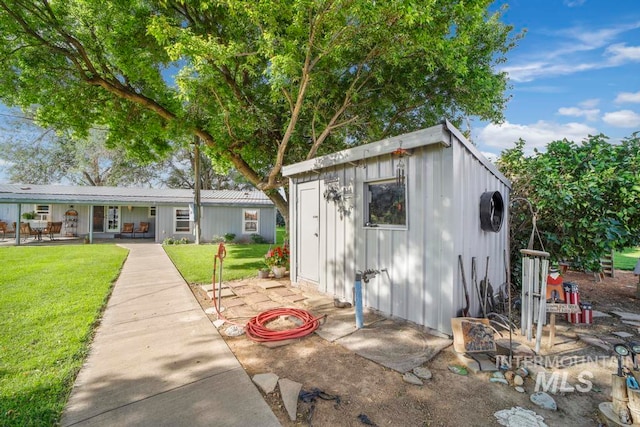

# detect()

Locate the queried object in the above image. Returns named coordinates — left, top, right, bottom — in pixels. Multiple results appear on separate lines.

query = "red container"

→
left=563, top=282, right=581, bottom=323
left=580, top=302, right=593, bottom=324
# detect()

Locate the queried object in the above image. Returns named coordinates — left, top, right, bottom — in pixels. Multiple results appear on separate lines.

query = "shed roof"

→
left=0, top=184, right=273, bottom=207
left=282, top=120, right=510, bottom=188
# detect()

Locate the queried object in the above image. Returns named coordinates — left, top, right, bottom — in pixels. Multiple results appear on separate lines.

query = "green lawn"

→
left=0, top=245, right=128, bottom=427
left=164, top=227, right=287, bottom=284
left=614, top=247, right=640, bottom=270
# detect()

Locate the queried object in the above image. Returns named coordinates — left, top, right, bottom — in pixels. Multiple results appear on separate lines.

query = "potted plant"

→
left=264, top=244, right=289, bottom=279
left=257, top=267, right=271, bottom=279
left=22, top=211, right=36, bottom=220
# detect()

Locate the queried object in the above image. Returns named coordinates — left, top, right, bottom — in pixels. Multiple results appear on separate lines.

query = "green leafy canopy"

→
left=0, top=0, right=520, bottom=222
left=498, top=133, right=640, bottom=274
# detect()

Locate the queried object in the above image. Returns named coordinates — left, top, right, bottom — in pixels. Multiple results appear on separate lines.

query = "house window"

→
left=243, top=209, right=259, bottom=234
left=148, top=206, right=156, bottom=218
left=35, top=204, right=50, bottom=220
left=174, top=208, right=191, bottom=233
left=365, top=179, right=407, bottom=227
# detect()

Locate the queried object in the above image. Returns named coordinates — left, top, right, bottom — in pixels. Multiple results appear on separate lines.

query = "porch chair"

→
left=0, top=221, right=13, bottom=240
left=121, top=223, right=134, bottom=238
left=44, top=221, right=63, bottom=241
left=20, top=222, right=41, bottom=241
left=134, top=221, right=149, bottom=238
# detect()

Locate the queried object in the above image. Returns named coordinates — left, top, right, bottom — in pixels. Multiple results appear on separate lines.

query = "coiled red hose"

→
left=245, top=308, right=325, bottom=342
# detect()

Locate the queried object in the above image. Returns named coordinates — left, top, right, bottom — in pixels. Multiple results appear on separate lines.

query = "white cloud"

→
left=503, top=61, right=597, bottom=83
left=614, top=91, right=640, bottom=104
left=564, top=0, right=586, bottom=7
left=605, top=43, right=640, bottom=64
left=476, top=120, right=597, bottom=154
left=558, top=106, right=600, bottom=121
left=502, top=22, right=640, bottom=82
left=579, top=98, right=600, bottom=108
left=602, top=110, right=640, bottom=127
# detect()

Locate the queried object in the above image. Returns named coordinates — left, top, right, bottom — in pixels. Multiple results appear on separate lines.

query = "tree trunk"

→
left=268, top=191, right=289, bottom=235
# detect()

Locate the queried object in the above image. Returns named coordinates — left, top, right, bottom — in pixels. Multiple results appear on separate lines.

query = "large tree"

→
left=498, top=134, right=640, bottom=279
left=0, top=115, right=168, bottom=186
left=0, top=0, right=518, bottom=223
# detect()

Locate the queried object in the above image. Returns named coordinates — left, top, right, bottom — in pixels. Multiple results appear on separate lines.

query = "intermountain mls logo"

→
left=496, top=355, right=612, bottom=393
left=534, top=370, right=594, bottom=393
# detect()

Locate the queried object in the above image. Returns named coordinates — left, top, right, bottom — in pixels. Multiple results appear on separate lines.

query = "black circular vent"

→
left=480, top=191, right=504, bottom=232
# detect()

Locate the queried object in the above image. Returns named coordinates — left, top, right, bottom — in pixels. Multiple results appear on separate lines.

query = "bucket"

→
left=629, top=388, right=640, bottom=423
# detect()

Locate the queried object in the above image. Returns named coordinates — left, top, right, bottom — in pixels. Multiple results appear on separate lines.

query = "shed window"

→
left=366, top=180, right=406, bottom=227
left=243, top=209, right=259, bottom=234
left=148, top=206, right=156, bottom=218
left=174, top=208, right=191, bottom=233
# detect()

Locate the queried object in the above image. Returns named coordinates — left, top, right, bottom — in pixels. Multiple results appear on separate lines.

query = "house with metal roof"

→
left=282, top=121, right=511, bottom=336
left=0, top=184, right=276, bottom=244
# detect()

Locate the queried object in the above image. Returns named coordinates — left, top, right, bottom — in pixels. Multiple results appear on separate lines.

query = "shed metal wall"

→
left=286, top=124, right=510, bottom=336
left=451, top=132, right=511, bottom=321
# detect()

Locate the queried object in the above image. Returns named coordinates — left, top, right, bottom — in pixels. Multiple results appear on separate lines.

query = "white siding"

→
left=286, top=124, right=510, bottom=336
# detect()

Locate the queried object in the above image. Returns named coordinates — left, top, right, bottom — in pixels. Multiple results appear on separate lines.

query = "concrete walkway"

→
left=60, top=243, right=280, bottom=427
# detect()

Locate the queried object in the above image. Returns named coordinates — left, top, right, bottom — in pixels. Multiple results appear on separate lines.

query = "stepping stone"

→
left=612, top=311, right=640, bottom=322
left=270, top=288, right=297, bottom=297
left=612, top=331, right=634, bottom=338
left=592, top=310, right=611, bottom=318
left=221, top=298, right=246, bottom=308
left=253, top=301, right=283, bottom=311
left=278, top=378, right=302, bottom=421
left=233, top=287, right=258, bottom=296
left=413, top=367, right=432, bottom=380
left=402, top=372, right=423, bottom=385
left=201, top=284, right=235, bottom=297
left=622, top=320, right=640, bottom=327
left=494, top=407, right=547, bottom=426
left=283, top=294, right=307, bottom=303
left=258, top=281, right=285, bottom=290
left=530, top=391, right=557, bottom=411
left=243, top=293, right=272, bottom=304
left=212, top=319, right=225, bottom=328
left=253, top=373, right=279, bottom=394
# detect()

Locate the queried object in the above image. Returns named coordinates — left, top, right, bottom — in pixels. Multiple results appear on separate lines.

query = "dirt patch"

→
left=190, top=270, right=640, bottom=426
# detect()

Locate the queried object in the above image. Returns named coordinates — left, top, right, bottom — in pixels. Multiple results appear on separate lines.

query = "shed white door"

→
left=297, top=181, right=320, bottom=282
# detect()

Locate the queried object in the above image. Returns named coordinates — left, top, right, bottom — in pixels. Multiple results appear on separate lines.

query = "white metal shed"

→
left=282, top=121, right=511, bottom=336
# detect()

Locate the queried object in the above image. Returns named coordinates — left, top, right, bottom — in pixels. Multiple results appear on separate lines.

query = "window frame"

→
left=148, top=206, right=156, bottom=218
left=242, top=209, right=260, bottom=234
left=364, top=178, right=408, bottom=229
left=35, top=204, right=50, bottom=220
left=174, top=207, right=191, bottom=234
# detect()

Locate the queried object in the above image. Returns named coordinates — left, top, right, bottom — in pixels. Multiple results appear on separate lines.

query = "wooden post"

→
left=611, top=374, right=630, bottom=419
left=547, top=313, right=556, bottom=350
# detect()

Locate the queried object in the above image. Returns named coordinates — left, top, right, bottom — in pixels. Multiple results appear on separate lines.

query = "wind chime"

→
left=392, top=145, right=411, bottom=186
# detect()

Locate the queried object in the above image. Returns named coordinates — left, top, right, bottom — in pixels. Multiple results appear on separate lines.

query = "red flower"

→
left=265, top=244, right=290, bottom=268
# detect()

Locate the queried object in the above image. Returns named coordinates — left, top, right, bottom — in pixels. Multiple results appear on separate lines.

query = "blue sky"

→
left=1, top=0, right=639, bottom=182
left=474, top=0, right=640, bottom=158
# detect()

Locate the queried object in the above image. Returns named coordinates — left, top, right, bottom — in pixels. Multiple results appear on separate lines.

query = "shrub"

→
left=251, top=233, right=267, bottom=244
left=224, top=233, right=236, bottom=243
left=211, top=235, right=226, bottom=243
left=163, top=237, right=190, bottom=245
